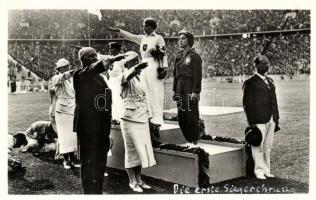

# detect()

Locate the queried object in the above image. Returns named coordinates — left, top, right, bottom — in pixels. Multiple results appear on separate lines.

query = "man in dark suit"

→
left=242, top=55, right=280, bottom=180
left=73, top=47, right=123, bottom=194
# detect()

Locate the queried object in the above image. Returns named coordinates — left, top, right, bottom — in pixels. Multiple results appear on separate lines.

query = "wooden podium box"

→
left=107, top=123, right=246, bottom=187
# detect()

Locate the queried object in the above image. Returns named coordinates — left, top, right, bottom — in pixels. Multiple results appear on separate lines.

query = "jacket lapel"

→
left=266, top=77, right=275, bottom=90
left=94, top=75, right=108, bottom=88
left=253, top=74, right=270, bottom=89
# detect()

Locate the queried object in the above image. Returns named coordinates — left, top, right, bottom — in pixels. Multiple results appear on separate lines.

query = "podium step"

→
left=108, top=123, right=246, bottom=187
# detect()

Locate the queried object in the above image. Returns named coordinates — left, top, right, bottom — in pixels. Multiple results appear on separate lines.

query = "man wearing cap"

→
left=108, top=18, right=168, bottom=136
left=173, top=31, right=202, bottom=146
left=53, top=58, right=78, bottom=169
left=73, top=47, right=124, bottom=194
left=107, top=42, right=125, bottom=125
left=242, top=55, right=280, bottom=180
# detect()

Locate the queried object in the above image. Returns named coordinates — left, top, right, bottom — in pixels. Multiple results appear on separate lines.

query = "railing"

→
left=8, top=28, right=310, bottom=42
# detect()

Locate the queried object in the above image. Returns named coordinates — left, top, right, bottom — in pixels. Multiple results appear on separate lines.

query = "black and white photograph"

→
left=1, top=0, right=315, bottom=197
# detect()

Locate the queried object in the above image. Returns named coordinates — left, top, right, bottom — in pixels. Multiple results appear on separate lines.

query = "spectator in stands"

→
left=9, top=76, right=17, bottom=93
left=52, top=58, right=79, bottom=169
left=8, top=10, right=310, bottom=39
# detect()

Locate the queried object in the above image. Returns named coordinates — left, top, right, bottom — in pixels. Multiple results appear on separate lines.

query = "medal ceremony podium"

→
left=107, top=123, right=246, bottom=187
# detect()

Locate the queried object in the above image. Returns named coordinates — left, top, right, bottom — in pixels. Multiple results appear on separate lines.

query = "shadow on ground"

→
left=8, top=151, right=308, bottom=194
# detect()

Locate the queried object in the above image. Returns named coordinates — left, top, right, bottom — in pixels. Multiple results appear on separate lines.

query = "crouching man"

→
left=20, top=121, right=58, bottom=154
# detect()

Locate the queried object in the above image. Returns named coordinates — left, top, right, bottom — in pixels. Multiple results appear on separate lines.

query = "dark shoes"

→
left=149, top=122, right=161, bottom=139
left=111, top=119, right=120, bottom=125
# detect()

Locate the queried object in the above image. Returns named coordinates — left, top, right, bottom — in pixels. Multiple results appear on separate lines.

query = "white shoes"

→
left=185, top=143, right=199, bottom=148
left=71, top=162, right=81, bottom=168
left=129, top=183, right=143, bottom=193
left=265, top=173, right=275, bottom=178
left=138, top=182, right=152, bottom=189
left=256, top=173, right=275, bottom=179
left=63, top=161, right=71, bottom=170
left=256, top=174, right=266, bottom=180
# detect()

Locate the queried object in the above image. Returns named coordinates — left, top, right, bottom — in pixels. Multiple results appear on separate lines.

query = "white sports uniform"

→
left=119, top=30, right=168, bottom=125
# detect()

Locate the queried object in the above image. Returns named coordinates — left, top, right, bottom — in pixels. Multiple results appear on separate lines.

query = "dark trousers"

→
left=10, top=82, right=16, bottom=93
left=176, top=93, right=200, bottom=143
left=79, top=134, right=110, bottom=194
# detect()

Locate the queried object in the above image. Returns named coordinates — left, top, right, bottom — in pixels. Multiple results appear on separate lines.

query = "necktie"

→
left=264, top=77, right=270, bottom=88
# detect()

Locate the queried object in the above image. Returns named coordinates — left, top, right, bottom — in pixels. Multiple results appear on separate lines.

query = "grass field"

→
left=8, top=78, right=310, bottom=194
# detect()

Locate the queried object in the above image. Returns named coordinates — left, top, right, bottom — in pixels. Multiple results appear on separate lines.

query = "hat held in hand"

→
left=244, top=126, right=262, bottom=146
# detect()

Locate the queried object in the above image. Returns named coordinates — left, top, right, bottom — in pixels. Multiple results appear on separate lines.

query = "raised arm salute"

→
left=73, top=47, right=124, bottom=194
left=108, top=18, right=168, bottom=141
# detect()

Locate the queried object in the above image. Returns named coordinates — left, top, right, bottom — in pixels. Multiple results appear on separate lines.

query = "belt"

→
left=177, top=77, right=193, bottom=80
left=57, top=97, right=74, bottom=99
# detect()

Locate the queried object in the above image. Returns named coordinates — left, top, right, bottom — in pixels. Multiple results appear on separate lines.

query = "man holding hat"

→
left=242, top=55, right=280, bottom=179
left=73, top=47, right=124, bottom=194
left=108, top=17, right=168, bottom=137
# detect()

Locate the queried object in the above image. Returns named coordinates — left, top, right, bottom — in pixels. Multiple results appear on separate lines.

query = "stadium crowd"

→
left=8, top=10, right=310, bottom=81
left=7, top=10, right=311, bottom=194
left=9, top=10, right=310, bottom=39
left=8, top=32, right=310, bottom=80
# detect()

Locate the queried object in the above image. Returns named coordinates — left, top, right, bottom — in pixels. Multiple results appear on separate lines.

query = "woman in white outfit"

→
left=107, top=42, right=124, bottom=124
left=108, top=18, right=168, bottom=139
left=119, top=52, right=156, bottom=193
left=52, top=58, right=79, bottom=169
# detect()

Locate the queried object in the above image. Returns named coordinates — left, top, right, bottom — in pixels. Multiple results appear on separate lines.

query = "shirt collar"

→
left=179, top=47, right=195, bottom=55
left=145, top=31, right=156, bottom=36
left=255, top=72, right=267, bottom=80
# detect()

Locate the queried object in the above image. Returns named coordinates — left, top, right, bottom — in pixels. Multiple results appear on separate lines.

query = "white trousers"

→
left=108, top=76, right=123, bottom=121
left=252, top=117, right=275, bottom=177
left=141, top=58, right=164, bottom=125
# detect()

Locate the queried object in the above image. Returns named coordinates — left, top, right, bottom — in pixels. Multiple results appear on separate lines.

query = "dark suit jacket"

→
left=73, top=61, right=112, bottom=144
left=242, top=74, right=279, bottom=129
left=173, top=48, right=202, bottom=95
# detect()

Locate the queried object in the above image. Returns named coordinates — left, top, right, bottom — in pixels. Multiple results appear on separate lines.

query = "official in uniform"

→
left=108, top=18, right=168, bottom=136
left=173, top=31, right=202, bottom=145
left=242, top=55, right=280, bottom=179
left=73, top=47, right=124, bottom=194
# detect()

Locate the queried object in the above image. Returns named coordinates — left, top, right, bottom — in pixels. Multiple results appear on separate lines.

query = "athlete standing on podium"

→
left=108, top=18, right=168, bottom=142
